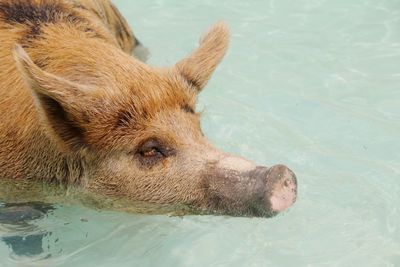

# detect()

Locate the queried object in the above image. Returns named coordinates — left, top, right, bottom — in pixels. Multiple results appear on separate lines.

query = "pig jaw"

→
left=202, top=156, right=297, bottom=217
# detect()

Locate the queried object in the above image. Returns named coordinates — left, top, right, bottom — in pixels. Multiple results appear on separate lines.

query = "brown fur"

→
left=67, top=0, right=137, bottom=53
left=0, top=0, right=232, bottom=210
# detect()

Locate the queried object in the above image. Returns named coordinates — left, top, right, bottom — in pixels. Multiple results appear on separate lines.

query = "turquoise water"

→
left=1, top=0, right=400, bottom=266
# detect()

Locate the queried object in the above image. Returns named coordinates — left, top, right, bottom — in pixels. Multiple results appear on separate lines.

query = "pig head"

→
left=10, top=20, right=297, bottom=217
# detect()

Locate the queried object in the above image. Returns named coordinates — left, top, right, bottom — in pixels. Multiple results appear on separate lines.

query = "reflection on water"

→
left=0, top=179, right=213, bottom=267
left=0, top=202, right=54, bottom=259
left=0, top=179, right=198, bottom=263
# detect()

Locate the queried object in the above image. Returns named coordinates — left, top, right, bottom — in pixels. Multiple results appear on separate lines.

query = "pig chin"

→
left=202, top=156, right=297, bottom=217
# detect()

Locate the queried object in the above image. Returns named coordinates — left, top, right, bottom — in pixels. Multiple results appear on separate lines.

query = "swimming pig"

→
left=0, top=0, right=297, bottom=217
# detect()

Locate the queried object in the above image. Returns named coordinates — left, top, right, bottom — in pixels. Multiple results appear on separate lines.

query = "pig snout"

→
left=206, top=157, right=297, bottom=217
left=255, top=165, right=297, bottom=213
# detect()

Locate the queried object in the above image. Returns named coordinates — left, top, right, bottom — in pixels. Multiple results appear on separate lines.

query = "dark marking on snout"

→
left=201, top=166, right=272, bottom=217
left=200, top=163, right=297, bottom=217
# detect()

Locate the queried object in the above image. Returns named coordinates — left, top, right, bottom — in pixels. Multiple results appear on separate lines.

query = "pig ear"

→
left=175, top=22, right=230, bottom=92
left=13, top=45, right=89, bottom=151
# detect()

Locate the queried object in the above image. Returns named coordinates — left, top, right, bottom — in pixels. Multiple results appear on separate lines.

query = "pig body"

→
left=0, top=0, right=297, bottom=217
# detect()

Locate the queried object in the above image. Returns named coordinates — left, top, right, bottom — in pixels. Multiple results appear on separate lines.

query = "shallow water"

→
left=1, top=0, right=400, bottom=266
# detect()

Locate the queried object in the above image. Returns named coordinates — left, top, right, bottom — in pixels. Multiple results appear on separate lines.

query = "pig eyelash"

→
left=137, top=139, right=165, bottom=156
left=140, top=147, right=162, bottom=157
left=139, top=146, right=164, bottom=158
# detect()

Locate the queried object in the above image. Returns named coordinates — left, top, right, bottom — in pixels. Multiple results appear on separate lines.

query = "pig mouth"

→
left=201, top=163, right=298, bottom=217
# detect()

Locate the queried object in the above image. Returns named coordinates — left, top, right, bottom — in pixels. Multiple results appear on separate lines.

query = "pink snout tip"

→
left=266, top=165, right=297, bottom=212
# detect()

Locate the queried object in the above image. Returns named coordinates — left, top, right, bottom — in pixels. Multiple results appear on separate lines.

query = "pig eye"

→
left=138, top=139, right=164, bottom=158
left=136, top=139, right=172, bottom=166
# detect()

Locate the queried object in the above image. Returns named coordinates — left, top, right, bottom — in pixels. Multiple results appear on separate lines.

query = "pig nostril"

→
left=264, top=165, right=297, bottom=213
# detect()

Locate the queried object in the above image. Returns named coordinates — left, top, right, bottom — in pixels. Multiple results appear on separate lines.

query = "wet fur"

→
left=0, top=0, right=138, bottom=184
left=0, top=0, right=230, bottom=208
